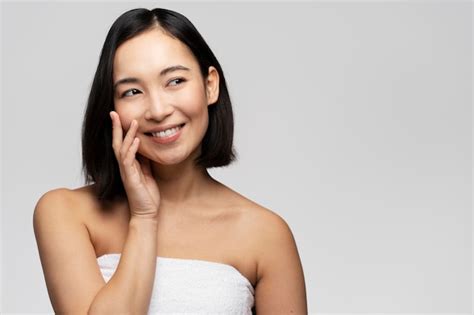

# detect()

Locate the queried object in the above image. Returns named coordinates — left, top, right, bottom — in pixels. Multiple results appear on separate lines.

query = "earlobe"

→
left=206, top=66, right=220, bottom=106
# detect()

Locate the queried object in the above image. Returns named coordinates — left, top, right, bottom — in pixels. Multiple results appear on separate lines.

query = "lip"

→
left=147, top=123, right=185, bottom=133
left=147, top=124, right=185, bottom=145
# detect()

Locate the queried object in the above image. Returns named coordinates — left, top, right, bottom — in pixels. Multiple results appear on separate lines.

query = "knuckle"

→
left=120, top=157, right=129, bottom=166
left=119, top=148, right=127, bottom=157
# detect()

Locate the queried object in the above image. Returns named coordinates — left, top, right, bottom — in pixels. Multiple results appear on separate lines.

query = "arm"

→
left=33, top=188, right=158, bottom=314
left=88, top=214, right=158, bottom=314
left=34, top=109, right=159, bottom=313
left=254, top=212, right=308, bottom=314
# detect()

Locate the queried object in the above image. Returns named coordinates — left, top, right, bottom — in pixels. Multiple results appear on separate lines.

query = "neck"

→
left=151, top=159, right=215, bottom=207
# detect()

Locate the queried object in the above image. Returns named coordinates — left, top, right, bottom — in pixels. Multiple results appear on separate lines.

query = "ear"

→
left=205, top=66, right=220, bottom=106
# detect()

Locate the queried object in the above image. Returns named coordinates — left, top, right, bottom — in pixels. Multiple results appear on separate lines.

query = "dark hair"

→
left=82, top=8, right=236, bottom=202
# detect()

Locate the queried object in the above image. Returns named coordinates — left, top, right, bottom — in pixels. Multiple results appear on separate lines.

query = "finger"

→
left=110, top=111, right=123, bottom=155
left=122, top=137, right=140, bottom=172
left=137, top=154, right=153, bottom=178
left=119, top=119, right=139, bottom=158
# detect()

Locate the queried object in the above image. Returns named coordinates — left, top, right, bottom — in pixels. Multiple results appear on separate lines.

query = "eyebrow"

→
left=113, top=65, right=191, bottom=90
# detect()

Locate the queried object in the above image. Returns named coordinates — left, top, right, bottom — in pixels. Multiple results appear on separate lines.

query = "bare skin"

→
left=34, top=25, right=307, bottom=314
left=74, top=180, right=263, bottom=287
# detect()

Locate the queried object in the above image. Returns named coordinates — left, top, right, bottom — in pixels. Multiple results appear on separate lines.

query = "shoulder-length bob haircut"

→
left=82, top=8, right=236, bottom=202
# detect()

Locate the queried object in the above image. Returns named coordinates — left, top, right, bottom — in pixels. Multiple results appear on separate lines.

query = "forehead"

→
left=113, top=27, right=197, bottom=78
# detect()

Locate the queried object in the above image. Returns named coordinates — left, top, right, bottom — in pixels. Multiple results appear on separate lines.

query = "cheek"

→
left=115, top=107, right=138, bottom=131
left=177, top=87, right=208, bottom=117
left=181, top=92, right=209, bottom=136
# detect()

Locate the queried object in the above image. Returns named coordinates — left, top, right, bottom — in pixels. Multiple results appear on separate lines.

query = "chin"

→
left=150, top=151, right=189, bottom=166
left=141, top=144, right=200, bottom=167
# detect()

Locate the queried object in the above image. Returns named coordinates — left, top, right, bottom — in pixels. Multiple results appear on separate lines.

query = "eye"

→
left=168, top=77, right=186, bottom=87
left=121, top=88, right=141, bottom=98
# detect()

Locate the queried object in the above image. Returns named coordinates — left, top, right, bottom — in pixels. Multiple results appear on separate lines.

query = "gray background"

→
left=1, top=1, right=471, bottom=313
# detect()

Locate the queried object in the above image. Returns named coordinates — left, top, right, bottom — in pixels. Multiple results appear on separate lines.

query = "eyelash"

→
left=119, top=78, right=187, bottom=98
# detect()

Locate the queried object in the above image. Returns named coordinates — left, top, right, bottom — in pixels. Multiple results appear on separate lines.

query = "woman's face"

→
left=112, top=27, right=219, bottom=165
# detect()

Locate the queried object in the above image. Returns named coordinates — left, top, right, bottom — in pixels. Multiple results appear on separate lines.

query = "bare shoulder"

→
left=221, top=187, right=300, bottom=265
left=226, top=189, right=308, bottom=314
left=239, top=201, right=293, bottom=247
left=34, top=185, right=103, bottom=220
left=223, top=187, right=294, bottom=240
left=33, top=185, right=108, bottom=313
left=33, top=186, right=93, bottom=255
left=35, top=185, right=94, bottom=206
left=237, top=199, right=299, bottom=270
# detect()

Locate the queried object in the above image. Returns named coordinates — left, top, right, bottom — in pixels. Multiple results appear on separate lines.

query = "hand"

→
left=110, top=111, right=160, bottom=219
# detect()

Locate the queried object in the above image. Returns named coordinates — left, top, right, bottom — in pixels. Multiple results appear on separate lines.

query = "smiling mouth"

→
left=145, top=123, right=185, bottom=139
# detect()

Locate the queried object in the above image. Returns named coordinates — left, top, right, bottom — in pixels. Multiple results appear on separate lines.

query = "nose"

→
left=144, top=91, right=174, bottom=121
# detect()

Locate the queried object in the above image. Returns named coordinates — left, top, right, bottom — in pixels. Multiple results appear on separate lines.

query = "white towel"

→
left=97, top=253, right=255, bottom=314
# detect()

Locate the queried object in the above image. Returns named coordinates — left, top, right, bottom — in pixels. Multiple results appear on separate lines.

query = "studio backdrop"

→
left=1, top=1, right=471, bottom=313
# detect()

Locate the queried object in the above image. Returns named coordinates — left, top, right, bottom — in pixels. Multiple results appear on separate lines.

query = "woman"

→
left=33, top=7, right=307, bottom=314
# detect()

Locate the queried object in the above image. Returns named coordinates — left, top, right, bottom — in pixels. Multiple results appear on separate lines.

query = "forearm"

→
left=88, top=216, right=158, bottom=315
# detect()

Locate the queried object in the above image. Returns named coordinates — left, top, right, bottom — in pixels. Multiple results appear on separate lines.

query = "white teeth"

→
left=151, top=125, right=182, bottom=138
